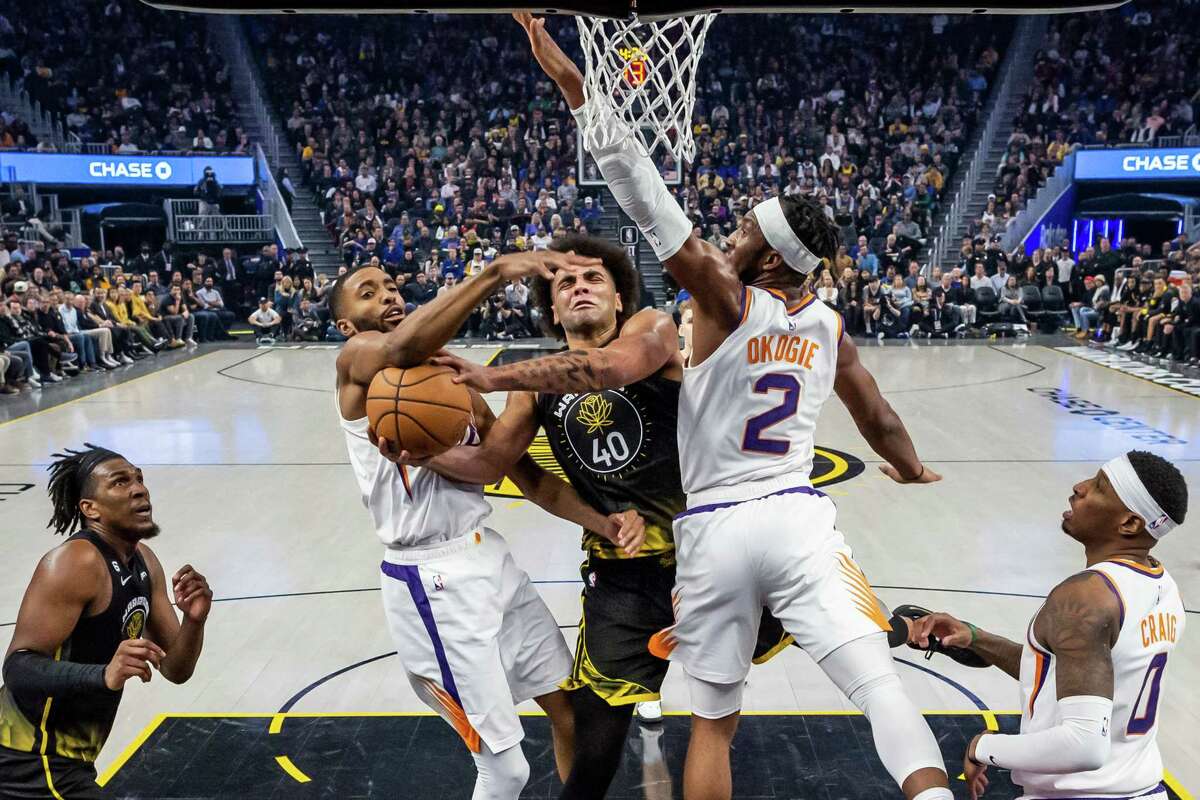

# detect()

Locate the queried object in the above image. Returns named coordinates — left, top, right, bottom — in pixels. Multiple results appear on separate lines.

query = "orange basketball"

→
left=366, top=364, right=473, bottom=459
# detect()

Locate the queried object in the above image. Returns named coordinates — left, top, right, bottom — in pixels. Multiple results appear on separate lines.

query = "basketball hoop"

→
left=575, top=12, right=717, bottom=164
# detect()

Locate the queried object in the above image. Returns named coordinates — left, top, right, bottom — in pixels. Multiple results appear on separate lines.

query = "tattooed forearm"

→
left=970, top=628, right=1024, bottom=680
left=486, top=350, right=613, bottom=393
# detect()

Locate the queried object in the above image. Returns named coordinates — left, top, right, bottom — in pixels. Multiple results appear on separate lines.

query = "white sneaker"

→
left=102, top=356, right=120, bottom=368
left=1118, top=340, right=1139, bottom=351
left=120, top=354, right=134, bottom=365
left=28, top=377, right=41, bottom=389
left=186, top=338, right=198, bottom=346
left=635, top=700, right=663, bottom=723
left=261, top=336, right=275, bottom=345
left=43, top=372, right=63, bottom=383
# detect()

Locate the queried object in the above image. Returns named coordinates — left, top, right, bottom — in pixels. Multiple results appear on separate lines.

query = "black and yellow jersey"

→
left=0, top=531, right=152, bottom=763
left=536, top=372, right=683, bottom=560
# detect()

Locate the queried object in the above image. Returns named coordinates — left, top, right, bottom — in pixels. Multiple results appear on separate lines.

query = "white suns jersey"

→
left=679, top=286, right=843, bottom=499
left=338, top=398, right=490, bottom=548
left=1014, top=559, right=1184, bottom=798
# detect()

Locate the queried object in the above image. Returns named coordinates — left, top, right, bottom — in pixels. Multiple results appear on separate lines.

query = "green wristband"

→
left=966, top=622, right=979, bottom=647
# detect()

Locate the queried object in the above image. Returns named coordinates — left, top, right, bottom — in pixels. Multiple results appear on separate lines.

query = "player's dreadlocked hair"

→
left=1128, top=450, right=1188, bottom=526
left=46, top=443, right=122, bottom=536
left=779, top=194, right=841, bottom=264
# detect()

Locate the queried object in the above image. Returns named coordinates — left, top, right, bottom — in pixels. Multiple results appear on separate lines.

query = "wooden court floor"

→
left=0, top=342, right=1196, bottom=798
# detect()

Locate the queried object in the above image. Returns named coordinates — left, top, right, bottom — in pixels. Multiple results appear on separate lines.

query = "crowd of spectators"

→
left=250, top=12, right=1007, bottom=311
left=799, top=229, right=1200, bottom=361
left=0, top=1, right=243, bottom=153
left=966, top=1, right=1200, bottom=244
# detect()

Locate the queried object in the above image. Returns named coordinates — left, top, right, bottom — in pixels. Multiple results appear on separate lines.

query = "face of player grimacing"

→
left=81, top=458, right=160, bottom=541
left=338, top=268, right=405, bottom=336
left=551, top=264, right=621, bottom=336
left=1062, top=470, right=1135, bottom=545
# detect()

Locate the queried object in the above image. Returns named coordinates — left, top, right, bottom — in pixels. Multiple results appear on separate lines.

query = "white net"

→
left=575, top=12, right=717, bottom=165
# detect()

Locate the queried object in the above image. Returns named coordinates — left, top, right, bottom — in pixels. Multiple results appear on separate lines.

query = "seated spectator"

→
left=197, top=277, right=237, bottom=338
left=182, top=279, right=221, bottom=343
left=1169, top=280, right=1200, bottom=366
left=160, top=286, right=198, bottom=346
left=30, top=294, right=96, bottom=373
left=292, top=297, right=324, bottom=342
left=60, top=291, right=120, bottom=368
left=919, top=288, right=963, bottom=338
left=862, top=275, right=884, bottom=337
left=249, top=298, right=283, bottom=344
left=999, top=275, right=1027, bottom=325
left=130, top=282, right=184, bottom=349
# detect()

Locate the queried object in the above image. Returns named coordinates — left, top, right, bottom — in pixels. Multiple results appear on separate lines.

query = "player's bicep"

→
left=604, top=311, right=678, bottom=383
left=6, top=547, right=99, bottom=658
left=664, top=237, right=742, bottom=329
left=833, top=337, right=884, bottom=419
left=1043, top=575, right=1119, bottom=700
left=140, top=546, right=180, bottom=651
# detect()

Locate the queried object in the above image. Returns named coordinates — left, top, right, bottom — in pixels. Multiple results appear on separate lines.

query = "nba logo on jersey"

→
left=432, top=574, right=445, bottom=591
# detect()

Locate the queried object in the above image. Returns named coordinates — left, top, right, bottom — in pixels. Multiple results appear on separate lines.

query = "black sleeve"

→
left=2, top=650, right=113, bottom=698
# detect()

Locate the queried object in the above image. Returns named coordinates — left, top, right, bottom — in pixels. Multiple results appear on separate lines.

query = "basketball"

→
left=365, top=365, right=473, bottom=458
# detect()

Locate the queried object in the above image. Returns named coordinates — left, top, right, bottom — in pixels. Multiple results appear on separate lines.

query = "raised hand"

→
left=512, top=12, right=585, bottom=109
left=104, top=638, right=166, bottom=690
left=489, top=249, right=601, bottom=284
left=172, top=565, right=212, bottom=624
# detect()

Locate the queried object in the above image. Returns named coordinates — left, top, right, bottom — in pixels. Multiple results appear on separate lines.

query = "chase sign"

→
left=0, top=153, right=255, bottom=187
left=1075, top=147, right=1200, bottom=182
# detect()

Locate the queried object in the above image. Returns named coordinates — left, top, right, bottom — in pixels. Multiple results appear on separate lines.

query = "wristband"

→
left=966, top=622, right=979, bottom=647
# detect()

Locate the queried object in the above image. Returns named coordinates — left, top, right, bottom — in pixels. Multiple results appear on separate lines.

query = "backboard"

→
left=141, top=0, right=1129, bottom=14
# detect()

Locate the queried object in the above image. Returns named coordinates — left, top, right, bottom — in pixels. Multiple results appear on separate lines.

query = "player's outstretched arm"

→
left=415, top=392, right=541, bottom=486
left=514, top=13, right=742, bottom=338
left=911, top=612, right=1022, bottom=680
left=833, top=335, right=940, bottom=485
left=142, top=545, right=211, bottom=684
left=432, top=308, right=680, bottom=394
left=965, top=573, right=1119, bottom=784
left=509, top=455, right=646, bottom=557
left=339, top=251, right=600, bottom=386
left=3, top=541, right=164, bottom=694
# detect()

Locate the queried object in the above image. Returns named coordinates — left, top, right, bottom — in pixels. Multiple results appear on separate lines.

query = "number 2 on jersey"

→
left=742, top=373, right=800, bottom=455
left=1127, top=652, right=1168, bottom=735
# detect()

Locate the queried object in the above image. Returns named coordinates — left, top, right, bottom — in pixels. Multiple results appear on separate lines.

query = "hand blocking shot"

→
left=0, top=446, right=212, bottom=800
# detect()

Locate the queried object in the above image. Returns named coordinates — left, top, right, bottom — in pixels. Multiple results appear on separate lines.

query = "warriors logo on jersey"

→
left=556, top=389, right=648, bottom=478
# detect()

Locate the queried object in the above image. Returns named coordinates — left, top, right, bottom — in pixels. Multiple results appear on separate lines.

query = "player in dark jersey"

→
left=424, top=234, right=790, bottom=800
left=0, top=445, right=211, bottom=799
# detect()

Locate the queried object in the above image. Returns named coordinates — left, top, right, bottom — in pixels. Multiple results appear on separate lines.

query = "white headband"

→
left=1102, top=454, right=1177, bottom=539
left=753, top=197, right=823, bottom=274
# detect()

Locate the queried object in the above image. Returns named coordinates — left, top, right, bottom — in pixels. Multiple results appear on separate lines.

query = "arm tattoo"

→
left=488, top=350, right=607, bottom=393
left=1042, top=573, right=1118, bottom=699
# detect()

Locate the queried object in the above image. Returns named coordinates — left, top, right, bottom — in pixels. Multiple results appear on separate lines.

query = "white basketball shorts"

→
left=651, top=486, right=891, bottom=684
left=380, top=528, right=572, bottom=753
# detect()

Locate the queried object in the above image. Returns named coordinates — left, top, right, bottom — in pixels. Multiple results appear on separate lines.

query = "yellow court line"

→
left=95, top=714, right=166, bottom=787
left=483, top=347, right=504, bottom=366
left=1166, top=771, right=1195, bottom=800
left=268, top=713, right=285, bottom=734
left=274, top=755, right=312, bottom=783
left=0, top=351, right=224, bottom=431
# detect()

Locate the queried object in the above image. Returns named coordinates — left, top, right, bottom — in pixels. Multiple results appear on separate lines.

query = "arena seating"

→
left=0, top=0, right=241, bottom=153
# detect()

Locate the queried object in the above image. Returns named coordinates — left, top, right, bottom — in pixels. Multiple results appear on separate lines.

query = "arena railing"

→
left=209, top=15, right=282, bottom=169
left=255, top=142, right=303, bottom=250
left=1000, top=150, right=1076, bottom=252
left=165, top=198, right=274, bottom=244
left=930, top=15, right=1044, bottom=272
